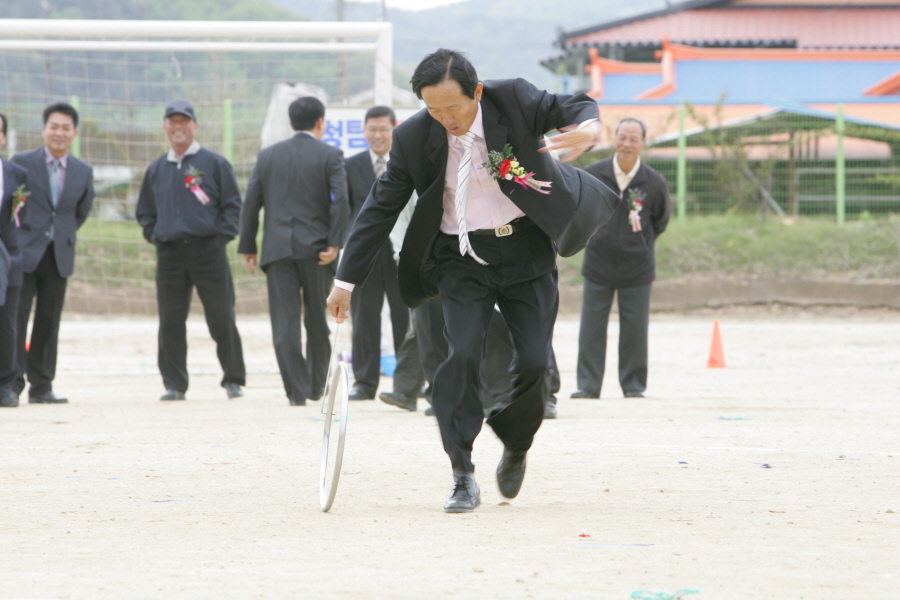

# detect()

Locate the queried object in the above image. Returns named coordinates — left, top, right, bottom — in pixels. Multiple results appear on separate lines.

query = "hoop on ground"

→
left=320, top=324, right=351, bottom=512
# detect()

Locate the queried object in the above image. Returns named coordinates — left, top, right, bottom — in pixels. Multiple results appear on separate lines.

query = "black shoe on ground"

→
left=624, top=391, right=645, bottom=398
left=570, top=389, right=599, bottom=399
left=0, top=390, right=19, bottom=408
left=443, top=474, right=480, bottom=513
left=379, top=391, right=416, bottom=411
left=289, top=397, right=306, bottom=406
left=160, top=389, right=186, bottom=401
left=225, top=383, right=243, bottom=399
left=348, top=386, right=375, bottom=401
left=424, top=405, right=435, bottom=416
left=497, top=448, right=527, bottom=499
left=28, top=391, right=68, bottom=404
left=543, top=398, right=557, bottom=419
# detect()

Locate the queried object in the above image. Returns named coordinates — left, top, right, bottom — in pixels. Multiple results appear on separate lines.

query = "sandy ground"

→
left=2, top=308, right=899, bottom=600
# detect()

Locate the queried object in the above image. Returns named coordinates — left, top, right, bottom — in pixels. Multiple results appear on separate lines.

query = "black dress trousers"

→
left=15, top=246, right=68, bottom=395
left=431, top=224, right=557, bottom=474
left=155, top=237, right=246, bottom=393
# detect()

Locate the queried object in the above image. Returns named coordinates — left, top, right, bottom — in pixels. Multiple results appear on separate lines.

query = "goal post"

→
left=0, top=19, right=396, bottom=315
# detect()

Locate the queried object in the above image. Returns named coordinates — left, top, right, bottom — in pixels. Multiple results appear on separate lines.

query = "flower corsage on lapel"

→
left=10, top=184, right=29, bottom=227
left=482, top=144, right=552, bottom=194
left=626, top=188, right=645, bottom=233
left=184, top=165, right=211, bottom=205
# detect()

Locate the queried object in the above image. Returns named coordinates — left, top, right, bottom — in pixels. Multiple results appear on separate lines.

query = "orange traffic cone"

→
left=707, top=319, right=726, bottom=368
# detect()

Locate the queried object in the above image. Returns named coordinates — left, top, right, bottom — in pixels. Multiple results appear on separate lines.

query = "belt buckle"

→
left=495, top=224, right=513, bottom=237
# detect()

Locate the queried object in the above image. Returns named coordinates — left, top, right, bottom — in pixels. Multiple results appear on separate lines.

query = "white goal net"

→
left=0, top=19, right=395, bottom=315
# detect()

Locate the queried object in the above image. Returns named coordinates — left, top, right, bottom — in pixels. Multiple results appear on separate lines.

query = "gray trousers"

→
left=575, top=279, right=651, bottom=396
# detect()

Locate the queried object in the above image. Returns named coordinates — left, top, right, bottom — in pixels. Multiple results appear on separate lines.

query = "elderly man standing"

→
left=12, top=102, right=94, bottom=405
left=136, top=99, right=246, bottom=402
left=572, top=118, right=671, bottom=400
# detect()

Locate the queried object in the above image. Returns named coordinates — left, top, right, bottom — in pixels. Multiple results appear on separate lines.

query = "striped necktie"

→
left=454, top=131, right=488, bottom=266
left=374, top=155, right=386, bottom=178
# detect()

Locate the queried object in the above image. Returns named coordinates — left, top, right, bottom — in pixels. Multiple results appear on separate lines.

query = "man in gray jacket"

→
left=239, top=97, right=349, bottom=406
left=12, top=102, right=94, bottom=404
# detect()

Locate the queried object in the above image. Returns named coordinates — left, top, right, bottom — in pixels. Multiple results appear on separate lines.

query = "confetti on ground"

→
left=760, top=464, right=772, bottom=468
left=579, top=533, right=591, bottom=537
left=631, top=589, right=700, bottom=600
left=718, top=416, right=753, bottom=420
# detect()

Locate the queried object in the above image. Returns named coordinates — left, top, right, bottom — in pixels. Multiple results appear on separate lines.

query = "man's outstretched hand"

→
left=326, top=287, right=351, bottom=324
left=541, top=122, right=601, bottom=163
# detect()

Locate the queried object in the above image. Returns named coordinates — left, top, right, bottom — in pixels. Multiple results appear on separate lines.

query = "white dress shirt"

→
left=613, top=153, right=641, bottom=195
left=440, top=102, right=524, bottom=235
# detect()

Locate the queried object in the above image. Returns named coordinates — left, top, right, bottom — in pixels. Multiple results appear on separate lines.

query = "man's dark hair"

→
left=364, top=105, right=396, bottom=125
left=615, top=117, right=647, bottom=140
left=410, top=49, right=479, bottom=100
left=43, top=102, right=79, bottom=128
left=289, top=96, right=325, bottom=131
left=0, top=112, right=7, bottom=136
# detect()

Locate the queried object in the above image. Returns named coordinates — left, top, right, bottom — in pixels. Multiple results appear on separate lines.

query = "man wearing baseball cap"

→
left=136, top=99, right=246, bottom=402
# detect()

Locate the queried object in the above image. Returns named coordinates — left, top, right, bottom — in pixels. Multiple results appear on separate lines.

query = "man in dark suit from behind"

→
left=239, top=97, right=350, bottom=406
left=572, top=118, right=671, bottom=400
left=12, top=102, right=94, bottom=405
left=327, top=49, right=618, bottom=512
left=344, top=106, right=409, bottom=401
left=0, top=112, right=29, bottom=407
left=136, top=99, right=246, bottom=402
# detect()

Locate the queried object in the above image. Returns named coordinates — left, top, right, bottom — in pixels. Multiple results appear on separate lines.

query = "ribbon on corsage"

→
left=184, top=166, right=211, bottom=205
left=626, top=188, right=645, bottom=233
left=10, top=184, right=29, bottom=227
left=482, top=143, right=552, bottom=194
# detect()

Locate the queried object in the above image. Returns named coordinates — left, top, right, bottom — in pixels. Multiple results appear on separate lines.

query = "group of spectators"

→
left=0, top=96, right=670, bottom=415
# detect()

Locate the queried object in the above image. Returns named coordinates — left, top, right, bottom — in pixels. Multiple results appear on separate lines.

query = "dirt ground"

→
left=2, top=307, right=899, bottom=599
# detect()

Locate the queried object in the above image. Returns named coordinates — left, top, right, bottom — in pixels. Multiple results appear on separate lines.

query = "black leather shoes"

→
left=28, top=391, right=68, bottom=404
left=543, top=398, right=557, bottom=419
left=379, top=391, right=416, bottom=411
left=160, top=389, right=186, bottom=401
left=225, top=383, right=243, bottom=399
left=0, top=390, right=19, bottom=408
left=570, top=389, right=599, bottom=399
left=443, top=474, right=480, bottom=513
left=624, top=391, right=645, bottom=398
left=289, top=397, right=306, bottom=406
left=348, top=386, right=375, bottom=401
left=423, top=405, right=435, bottom=416
left=497, top=448, right=527, bottom=499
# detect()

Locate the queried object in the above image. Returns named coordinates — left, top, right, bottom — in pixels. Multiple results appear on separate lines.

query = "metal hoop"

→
left=319, top=359, right=350, bottom=512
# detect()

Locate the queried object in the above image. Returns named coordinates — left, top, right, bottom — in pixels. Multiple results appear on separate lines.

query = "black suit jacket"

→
left=11, top=147, right=94, bottom=278
left=582, top=158, right=671, bottom=288
left=239, top=132, right=349, bottom=267
left=1, top=158, right=28, bottom=293
left=336, top=78, right=619, bottom=307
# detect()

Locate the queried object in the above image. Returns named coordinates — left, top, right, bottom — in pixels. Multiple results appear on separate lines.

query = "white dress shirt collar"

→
left=368, top=148, right=388, bottom=168
left=613, top=153, right=641, bottom=194
left=167, top=140, right=201, bottom=168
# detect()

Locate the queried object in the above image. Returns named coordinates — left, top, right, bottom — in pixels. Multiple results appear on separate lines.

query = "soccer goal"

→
left=0, top=19, right=394, bottom=315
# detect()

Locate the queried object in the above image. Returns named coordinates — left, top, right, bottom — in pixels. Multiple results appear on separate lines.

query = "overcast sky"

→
left=357, top=0, right=466, bottom=10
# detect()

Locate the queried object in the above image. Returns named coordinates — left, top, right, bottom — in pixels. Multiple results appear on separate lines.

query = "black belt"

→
left=469, top=217, right=534, bottom=237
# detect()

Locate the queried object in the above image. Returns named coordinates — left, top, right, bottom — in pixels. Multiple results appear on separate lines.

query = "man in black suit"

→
left=327, top=49, right=618, bottom=512
left=137, top=99, right=246, bottom=402
left=344, top=106, right=408, bottom=401
left=239, top=97, right=349, bottom=406
left=0, top=112, right=29, bottom=407
left=572, top=118, right=671, bottom=400
left=12, top=102, right=94, bottom=405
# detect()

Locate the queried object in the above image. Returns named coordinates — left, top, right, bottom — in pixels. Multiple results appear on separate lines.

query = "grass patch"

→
left=558, top=214, right=900, bottom=285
